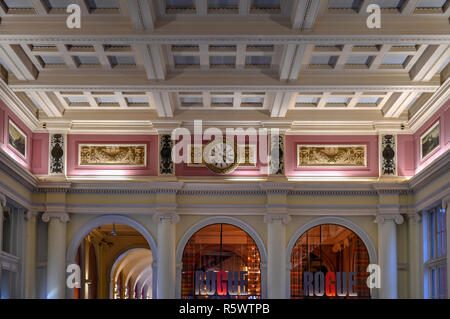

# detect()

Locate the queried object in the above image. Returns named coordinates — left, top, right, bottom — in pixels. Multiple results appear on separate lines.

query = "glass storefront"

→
left=181, top=223, right=261, bottom=299
left=290, top=224, right=371, bottom=299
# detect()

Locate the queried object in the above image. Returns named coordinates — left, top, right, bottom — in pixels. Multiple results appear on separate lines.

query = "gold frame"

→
left=78, top=144, right=147, bottom=166
left=297, top=144, right=367, bottom=167
left=8, top=119, right=27, bottom=158
left=420, top=121, right=440, bottom=160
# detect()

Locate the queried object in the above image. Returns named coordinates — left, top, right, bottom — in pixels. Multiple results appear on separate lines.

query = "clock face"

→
left=204, top=141, right=239, bottom=174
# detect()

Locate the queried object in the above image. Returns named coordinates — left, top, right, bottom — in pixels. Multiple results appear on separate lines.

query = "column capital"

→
left=407, top=212, right=422, bottom=223
left=442, top=195, right=450, bottom=210
left=374, top=214, right=404, bottom=225
left=0, top=193, right=6, bottom=208
left=42, top=212, right=70, bottom=223
left=264, top=212, right=291, bottom=224
left=24, top=210, right=39, bottom=221
left=152, top=212, right=179, bottom=224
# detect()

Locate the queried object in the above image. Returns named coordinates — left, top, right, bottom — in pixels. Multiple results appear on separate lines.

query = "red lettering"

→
left=217, top=271, right=227, bottom=295
left=325, top=272, right=336, bottom=297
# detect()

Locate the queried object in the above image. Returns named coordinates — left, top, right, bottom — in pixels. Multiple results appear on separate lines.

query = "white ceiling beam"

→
left=139, top=44, right=166, bottom=81
left=0, top=44, right=38, bottom=81
left=151, top=92, right=174, bottom=117
left=115, top=92, right=128, bottom=108
left=196, top=0, right=207, bottom=16
left=127, top=0, right=156, bottom=30
left=279, top=44, right=297, bottom=81
left=239, top=0, right=250, bottom=16
left=84, top=92, right=98, bottom=107
left=334, top=44, right=352, bottom=71
left=28, top=91, right=64, bottom=118
left=270, top=92, right=296, bottom=117
left=72, top=0, right=90, bottom=15
left=441, top=61, right=450, bottom=83
left=347, top=92, right=362, bottom=108
left=280, top=44, right=308, bottom=82
left=56, top=44, right=77, bottom=69
left=31, top=0, right=49, bottom=15
left=270, top=93, right=283, bottom=117
left=291, top=0, right=321, bottom=30
left=409, top=45, right=450, bottom=81
left=383, top=91, right=418, bottom=118
left=401, top=0, right=419, bottom=15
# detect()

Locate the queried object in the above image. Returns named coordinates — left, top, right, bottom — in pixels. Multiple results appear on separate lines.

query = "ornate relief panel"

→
left=270, top=134, right=284, bottom=175
left=159, top=134, right=174, bottom=175
left=50, top=133, right=65, bottom=174
left=381, top=134, right=397, bottom=176
left=78, top=144, right=147, bottom=166
left=297, top=145, right=367, bottom=167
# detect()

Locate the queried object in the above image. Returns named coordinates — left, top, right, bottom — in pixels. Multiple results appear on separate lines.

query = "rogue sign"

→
left=303, top=271, right=358, bottom=297
left=195, top=270, right=249, bottom=296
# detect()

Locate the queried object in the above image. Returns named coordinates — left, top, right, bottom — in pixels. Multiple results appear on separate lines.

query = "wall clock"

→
left=204, top=140, right=239, bottom=175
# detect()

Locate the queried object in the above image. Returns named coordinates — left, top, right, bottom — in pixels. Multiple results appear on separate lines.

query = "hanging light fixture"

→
left=110, top=223, right=118, bottom=236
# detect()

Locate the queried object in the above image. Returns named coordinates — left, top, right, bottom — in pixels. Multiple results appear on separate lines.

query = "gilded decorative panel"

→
left=297, top=145, right=367, bottom=167
left=78, top=144, right=147, bottom=166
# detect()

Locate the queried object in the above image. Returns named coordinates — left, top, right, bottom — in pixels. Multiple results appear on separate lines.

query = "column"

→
left=407, top=212, right=422, bottom=299
left=42, top=212, right=70, bottom=299
left=375, top=214, right=403, bottom=299
left=444, top=198, right=450, bottom=299
left=0, top=194, right=6, bottom=252
left=24, top=211, right=38, bottom=299
left=0, top=194, right=6, bottom=298
left=264, top=213, right=290, bottom=299
left=154, top=212, right=179, bottom=299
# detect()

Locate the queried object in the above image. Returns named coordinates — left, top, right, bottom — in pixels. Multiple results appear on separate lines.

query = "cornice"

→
left=0, top=80, right=39, bottom=131
left=0, top=148, right=37, bottom=190
left=1, top=34, right=449, bottom=44
left=14, top=85, right=439, bottom=93
left=373, top=183, right=412, bottom=195
left=409, top=149, right=450, bottom=191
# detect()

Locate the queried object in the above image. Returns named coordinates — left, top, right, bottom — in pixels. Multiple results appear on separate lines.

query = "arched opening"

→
left=67, top=215, right=158, bottom=299
left=181, top=223, right=262, bottom=299
left=110, top=248, right=153, bottom=299
left=290, top=223, right=371, bottom=299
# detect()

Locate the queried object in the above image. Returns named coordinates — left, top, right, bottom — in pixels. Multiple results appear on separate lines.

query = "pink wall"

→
left=175, top=135, right=268, bottom=176
left=285, top=135, right=379, bottom=177
left=398, top=99, right=450, bottom=176
left=0, top=99, right=48, bottom=174
left=66, top=134, right=158, bottom=176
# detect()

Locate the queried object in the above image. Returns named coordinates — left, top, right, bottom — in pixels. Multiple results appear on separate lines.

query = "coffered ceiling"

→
left=0, top=0, right=448, bottom=134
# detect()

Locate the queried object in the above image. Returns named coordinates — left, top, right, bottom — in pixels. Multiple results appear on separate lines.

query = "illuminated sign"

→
left=303, top=272, right=358, bottom=297
left=195, top=270, right=249, bottom=296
